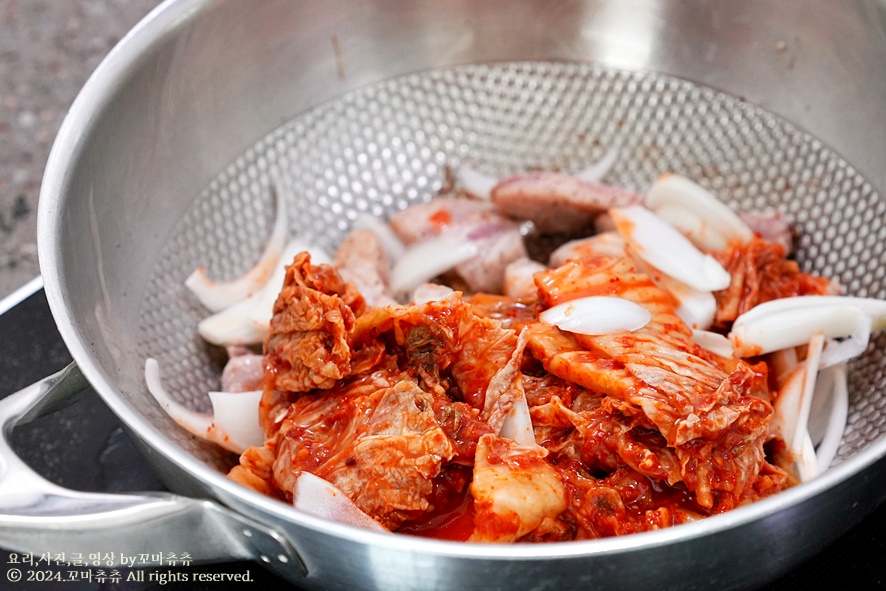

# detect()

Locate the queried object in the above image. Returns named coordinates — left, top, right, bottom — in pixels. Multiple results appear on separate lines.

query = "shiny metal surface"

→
left=0, top=364, right=302, bottom=570
left=25, top=0, right=886, bottom=589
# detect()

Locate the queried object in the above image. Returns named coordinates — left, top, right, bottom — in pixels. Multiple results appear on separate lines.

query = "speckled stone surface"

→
left=0, top=0, right=162, bottom=300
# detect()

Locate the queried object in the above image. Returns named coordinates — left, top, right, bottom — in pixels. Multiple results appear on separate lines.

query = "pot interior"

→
left=136, top=60, right=886, bottom=473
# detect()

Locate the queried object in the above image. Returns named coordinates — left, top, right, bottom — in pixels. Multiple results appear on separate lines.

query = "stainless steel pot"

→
left=2, top=1, right=885, bottom=589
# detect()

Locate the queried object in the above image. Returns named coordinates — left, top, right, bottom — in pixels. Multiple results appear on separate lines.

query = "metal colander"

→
left=137, top=61, right=886, bottom=472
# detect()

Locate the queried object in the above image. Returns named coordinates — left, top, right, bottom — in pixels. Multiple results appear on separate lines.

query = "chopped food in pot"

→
left=146, top=161, right=886, bottom=542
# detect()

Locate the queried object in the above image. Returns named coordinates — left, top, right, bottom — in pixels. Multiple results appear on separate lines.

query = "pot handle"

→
left=0, top=363, right=303, bottom=573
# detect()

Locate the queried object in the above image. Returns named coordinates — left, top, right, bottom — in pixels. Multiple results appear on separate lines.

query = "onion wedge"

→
left=645, top=174, right=753, bottom=251
left=499, top=390, right=537, bottom=448
left=540, top=296, right=651, bottom=336
left=610, top=205, right=731, bottom=292
left=389, top=231, right=479, bottom=294
left=808, top=363, right=849, bottom=474
left=292, top=472, right=389, bottom=532
left=691, top=329, right=734, bottom=358
left=772, top=332, right=825, bottom=482
left=657, top=275, right=717, bottom=330
left=185, top=184, right=289, bottom=312
left=819, top=314, right=872, bottom=369
left=144, top=358, right=263, bottom=454
left=730, top=295, right=886, bottom=357
left=197, top=295, right=267, bottom=346
left=732, top=295, right=886, bottom=328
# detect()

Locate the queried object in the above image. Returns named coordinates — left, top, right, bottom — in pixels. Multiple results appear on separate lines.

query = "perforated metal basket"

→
left=17, top=1, right=886, bottom=590
left=139, top=60, right=886, bottom=477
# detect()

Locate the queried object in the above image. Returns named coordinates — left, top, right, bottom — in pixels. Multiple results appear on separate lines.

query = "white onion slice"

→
left=353, top=213, right=406, bottom=262
left=773, top=332, right=825, bottom=482
left=197, top=295, right=267, bottom=346
left=730, top=303, right=867, bottom=357
left=144, top=358, right=263, bottom=454
left=185, top=186, right=289, bottom=312
left=610, top=205, right=731, bottom=292
left=809, top=363, right=849, bottom=474
left=657, top=275, right=716, bottom=330
left=207, top=390, right=265, bottom=452
left=733, top=295, right=886, bottom=330
left=645, top=174, right=754, bottom=251
left=769, top=347, right=800, bottom=388
left=456, top=164, right=499, bottom=200
left=574, top=145, right=621, bottom=183
left=791, top=332, right=824, bottom=458
left=292, top=472, right=389, bottom=532
left=540, top=296, right=651, bottom=336
left=145, top=358, right=212, bottom=436
left=794, top=431, right=818, bottom=484
left=499, top=390, right=537, bottom=448
left=389, top=231, right=479, bottom=294
left=819, top=314, right=872, bottom=369
left=691, top=329, right=734, bottom=358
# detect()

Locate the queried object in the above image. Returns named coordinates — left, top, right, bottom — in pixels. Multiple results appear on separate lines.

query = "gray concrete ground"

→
left=0, top=0, right=161, bottom=300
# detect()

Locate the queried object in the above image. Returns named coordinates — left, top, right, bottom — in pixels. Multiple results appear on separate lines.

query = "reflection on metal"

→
left=0, top=363, right=303, bottom=573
